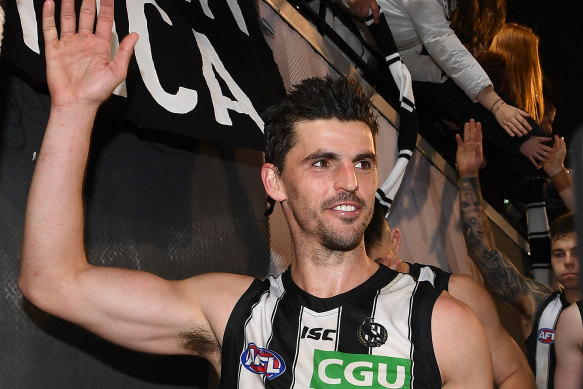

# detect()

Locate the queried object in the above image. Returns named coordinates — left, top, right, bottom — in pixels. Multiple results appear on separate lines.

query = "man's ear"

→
left=391, top=227, right=402, bottom=253
left=261, top=163, right=286, bottom=202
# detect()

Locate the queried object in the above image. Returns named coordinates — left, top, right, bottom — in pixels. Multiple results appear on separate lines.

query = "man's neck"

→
left=564, top=287, right=581, bottom=305
left=290, top=245, right=379, bottom=298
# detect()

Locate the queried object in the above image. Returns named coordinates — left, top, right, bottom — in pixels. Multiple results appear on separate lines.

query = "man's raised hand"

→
left=456, top=119, right=484, bottom=178
left=43, top=0, right=138, bottom=108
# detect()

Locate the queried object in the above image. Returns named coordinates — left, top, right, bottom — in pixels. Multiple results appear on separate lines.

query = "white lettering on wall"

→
left=196, top=0, right=214, bottom=19
left=14, top=0, right=263, bottom=126
left=127, top=0, right=198, bottom=113
left=226, top=0, right=248, bottom=36
left=194, top=29, right=263, bottom=130
left=194, top=0, right=248, bottom=35
left=16, top=0, right=39, bottom=53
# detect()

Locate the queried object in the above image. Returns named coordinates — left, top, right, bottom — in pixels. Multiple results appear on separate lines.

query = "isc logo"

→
left=309, top=350, right=411, bottom=388
left=301, top=326, right=337, bottom=341
left=240, top=343, right=286, bottom=380
left=537, top=328, right=555, bottom=344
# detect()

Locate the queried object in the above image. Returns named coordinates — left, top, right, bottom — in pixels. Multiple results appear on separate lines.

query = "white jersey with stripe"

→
left=526, top=291, right=569, bottom=389
left=220, top=265, right=441, bottom=388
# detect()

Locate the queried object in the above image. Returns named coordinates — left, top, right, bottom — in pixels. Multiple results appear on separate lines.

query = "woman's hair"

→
left=490, top=23, right=545, bottom=122
left=449, top=0, right=506, bottom=50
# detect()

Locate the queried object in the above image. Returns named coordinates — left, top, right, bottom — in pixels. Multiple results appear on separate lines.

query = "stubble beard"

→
left=318, top=194, right=372, bottom=252
left=319, top=217, right=368, bottom=252
left=287, top=188, right=372, bottom=254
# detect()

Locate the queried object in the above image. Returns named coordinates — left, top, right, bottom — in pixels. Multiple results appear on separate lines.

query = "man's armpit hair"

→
left=179, top=327, right=221, bottom=356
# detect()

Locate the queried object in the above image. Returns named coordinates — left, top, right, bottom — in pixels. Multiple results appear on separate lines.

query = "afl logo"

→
left=537, top=328, right=555, bottom=344
left=240, top=343, right=286, bottom=380
left=357, top=317, right=388, bottom=347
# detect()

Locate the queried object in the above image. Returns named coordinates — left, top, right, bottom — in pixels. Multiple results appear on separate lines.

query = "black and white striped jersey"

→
left=407, top=263, right=451, bottom=293
left=526, top=291, right=569, bottom=389
left=220, top=265, right=441, bottom=388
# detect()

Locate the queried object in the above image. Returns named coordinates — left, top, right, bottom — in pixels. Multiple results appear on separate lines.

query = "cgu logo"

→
left=301, top=326, right=337, bottom=341
left=240, top=343, right=286, bottom=380
left=310, top=350, right=411, bottom=388
left=537, top=328, right=555, bottom=344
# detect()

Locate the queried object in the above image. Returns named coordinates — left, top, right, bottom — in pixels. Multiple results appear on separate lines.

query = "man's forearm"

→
left=459, top=177, right=542, bottom=308
left=19, top=105, right=98, bottom=307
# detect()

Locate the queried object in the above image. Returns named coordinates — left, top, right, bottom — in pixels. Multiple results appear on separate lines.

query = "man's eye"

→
left=313, top=160, right=329, bottom=167
left=355, top=160, right=372, bottom=169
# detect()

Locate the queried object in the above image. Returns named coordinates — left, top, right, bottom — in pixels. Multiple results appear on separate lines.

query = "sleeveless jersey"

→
left=525, top=291, right=569, bottom=389
left=407, top=263, right=451, bottom=292
left=220, top=265, right=441, bottom=388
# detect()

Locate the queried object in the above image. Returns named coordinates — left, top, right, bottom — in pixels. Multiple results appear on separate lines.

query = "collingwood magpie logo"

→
left=357, top=317, right=388, bottom=347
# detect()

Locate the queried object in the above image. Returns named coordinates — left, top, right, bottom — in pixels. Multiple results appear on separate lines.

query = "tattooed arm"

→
left=456, top=120, right=552, bottom=329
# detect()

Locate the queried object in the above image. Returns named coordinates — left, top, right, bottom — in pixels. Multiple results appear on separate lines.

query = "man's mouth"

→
left=323, top=192, right=365, bottom=212
left=333, top=204, right=357, bottom=212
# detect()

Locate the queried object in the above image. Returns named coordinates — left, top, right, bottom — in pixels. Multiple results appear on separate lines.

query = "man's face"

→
left=551, top=233, right=578, bottom=290
left=368, top=221, right=396, bottom=265
left=540, top=108, right=556, bottom=135
left=277, top=119, right=377, bottom=252
left=367, top=221, right=408, bottom=273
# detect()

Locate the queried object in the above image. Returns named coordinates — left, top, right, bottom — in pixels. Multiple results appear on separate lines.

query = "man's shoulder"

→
left=180, top=272, right=257, bottom=316
left=433, top=290, right=475, bottom=323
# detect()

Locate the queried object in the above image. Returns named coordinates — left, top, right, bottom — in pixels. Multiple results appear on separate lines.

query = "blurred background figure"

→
left=540, top=100, right=557, bottom=135
left=364, top=197, right=536, bottom=389
left=456, top=119, right=580, bottom=389
left=475, top=22, right=557, bottom=286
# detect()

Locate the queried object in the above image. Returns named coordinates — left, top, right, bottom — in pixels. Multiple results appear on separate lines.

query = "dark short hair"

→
left=364, top=199, right=388, bottom=256
left=262, top=76, right=378, bottom=173
left=550, top=212, right=575, bottom=242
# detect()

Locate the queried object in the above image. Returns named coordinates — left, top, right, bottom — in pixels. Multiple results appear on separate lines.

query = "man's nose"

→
left=564, top=252, right=577, bottom=267
left=335, top=162, right=358, bottom=192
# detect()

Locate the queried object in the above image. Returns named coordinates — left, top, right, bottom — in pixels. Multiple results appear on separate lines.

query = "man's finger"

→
left=95, top=0, right=116, bottom=40
left=42, top=0, right=58, bottom=47
left=370, top=2, right=380, bottom=23
left=59, top=0, right=77, bottom=38
left=475, top=121, right=483, bottom=140
left=455, top=133, right=463, bottom=147
left=109, top=32, right=139, bottom=83
left=78, top=0, right=97, bottom=35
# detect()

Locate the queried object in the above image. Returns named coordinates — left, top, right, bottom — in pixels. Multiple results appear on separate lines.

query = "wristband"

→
left=492, top=101, right=505, bottom=114
left=490, top=98, right=502, bottom=112
left=551, top=169, right=572, bottom=192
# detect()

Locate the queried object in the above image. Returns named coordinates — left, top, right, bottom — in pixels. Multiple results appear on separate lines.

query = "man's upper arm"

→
left=554, top=303, right=583, bottom=389
left=24, top=264, right=253, bottom=358
left=449, top=274, right=535, bottom=388
left=432, top=292, right=493, bottom=388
